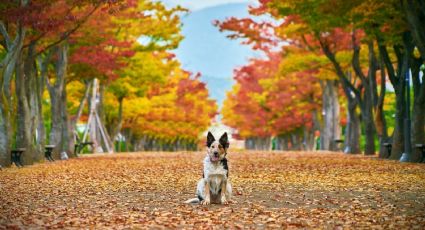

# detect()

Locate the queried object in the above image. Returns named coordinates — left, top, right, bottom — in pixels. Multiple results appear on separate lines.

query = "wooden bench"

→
left=45, top=145, right=55, bottom=162
left=11, top=148, right=25, bottom=167
left=383, top=143, right=392, bottom=159
left=74, top=142, right=94, bottom=155
left=415, top=144, right=425, bottom=163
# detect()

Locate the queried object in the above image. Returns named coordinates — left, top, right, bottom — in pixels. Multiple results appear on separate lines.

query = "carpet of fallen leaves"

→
left=1, top=151, right=425, bottom=229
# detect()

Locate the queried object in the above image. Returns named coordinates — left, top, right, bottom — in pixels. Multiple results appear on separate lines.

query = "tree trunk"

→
left=361, top=94, right=376, bottom=155
left=0, top=88, right=12, bottom=166
left=276, top=135, right=289, bottom=150
left=352, top=40, right=377, bottom=155
left=48, top=84, right=62, bottom=158
left=61, top=83, right=74, bottom=157
left=303, top=126, right=315, bottom=151
left=390, top=34, right=414, bottom=160
left=364, top=41, right=378, bottom=155
left=411, top=57, right=425, bottom=162
left=377, top=38, right=403, bottom=159
left=245, top=138, right=252, bottom=150
left=403, top=0, right=425, bottom=61
left=376, top=54, right=390, bottom=158
left=290, top=133, right=299, bottom=150
left=15, top=45, right=35, bottom=165
left=320, top=80, right=341, bottom=151
left=345, top=96, right=361, bottom=154
left=254, top=137, right=259, bottom=150
left=262, top=137, right=271, bottom=150
left=339, top=70, right=361, bottom=154
left=123, top=128, right=132, bottom=152
left=47, top=44, right=70, bottom=158
left=25, top=42, right=44, bottom=162
left=36, top=59, right=46, bottom=158
left=0, top=32, right=25, bottom=166
left=391, top=84, right=406, bottom=160
left=110, top=97, right=124, bottom=143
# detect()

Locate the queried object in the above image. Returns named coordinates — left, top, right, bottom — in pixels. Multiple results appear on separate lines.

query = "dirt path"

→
left=1, top=151, right=425, bottom=229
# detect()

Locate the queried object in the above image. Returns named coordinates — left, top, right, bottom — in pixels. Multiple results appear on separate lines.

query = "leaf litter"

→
left=1, top=151, right=425, bottom=229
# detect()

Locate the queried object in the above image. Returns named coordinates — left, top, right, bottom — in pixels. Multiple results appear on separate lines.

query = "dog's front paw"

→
left=201, top=199, right=210, bottom=205
left=221, top=196, right=228, bottom=205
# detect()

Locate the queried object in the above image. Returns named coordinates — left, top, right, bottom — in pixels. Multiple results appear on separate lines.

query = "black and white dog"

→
left=186, top=131, right=232, bottom=205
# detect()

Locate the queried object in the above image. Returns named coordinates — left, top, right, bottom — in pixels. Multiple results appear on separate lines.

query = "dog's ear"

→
left=219, top=132, right=229, bottom=149
left=206, top=131, right=215, bottom=147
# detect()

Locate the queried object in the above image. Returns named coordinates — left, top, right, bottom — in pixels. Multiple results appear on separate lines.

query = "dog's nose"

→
left=214, top=152, right=219, bottom=157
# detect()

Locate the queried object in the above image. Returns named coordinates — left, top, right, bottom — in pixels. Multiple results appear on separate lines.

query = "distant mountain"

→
left=173, top=3, right=259, bottom=107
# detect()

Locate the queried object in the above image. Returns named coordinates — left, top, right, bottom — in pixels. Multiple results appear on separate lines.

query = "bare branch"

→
left=0, top=21, right=11, bottom=49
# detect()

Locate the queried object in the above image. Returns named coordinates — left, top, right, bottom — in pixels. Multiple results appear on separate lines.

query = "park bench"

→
left=415, top=144, right=425, bottom=163
left=11, top=148, right=25, bottom=167
left=74, top=142, right=94, bottom=155
left=383, top=143, right=392, bottom=158
left=45, top=145, right=55, bottom=162
left=333, top=139, right=344, bottom=151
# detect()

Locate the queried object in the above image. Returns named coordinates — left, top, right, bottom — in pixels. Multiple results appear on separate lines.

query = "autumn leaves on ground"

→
left=1, top=152, right=425, bottom=229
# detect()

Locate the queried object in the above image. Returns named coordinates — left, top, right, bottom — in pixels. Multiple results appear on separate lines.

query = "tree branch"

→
left=0, top=21, right=11, bottom=49
left=377, top=39, right=397, bottom=86
left=301, top=34, right=317, bottom=52
left=393, top=44, right=403, bottom=77
left=35, top=3, right=101, bottom=56
left=22, top=5, right=78, bottom=50
left=316, top=34, right=361, bottom=103
left=43, top=47, right=56, bottom=91
left=351, top=31, right=367, bottom=83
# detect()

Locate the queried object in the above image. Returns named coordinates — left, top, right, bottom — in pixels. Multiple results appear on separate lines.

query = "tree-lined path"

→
left=1, top=0, right=425, bottom=228
left=1, top=152, right=424, bottom=228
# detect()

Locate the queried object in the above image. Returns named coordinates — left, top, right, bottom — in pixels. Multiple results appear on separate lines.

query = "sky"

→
left=160, top=0, right=260, bottom=135
left=160, top=0, right=261, bottom=107
left=162, top=0, right=256, bottom=11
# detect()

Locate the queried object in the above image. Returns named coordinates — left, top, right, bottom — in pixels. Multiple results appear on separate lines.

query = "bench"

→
left=415, top=144, right=425, bottom=163
left=45, top=145, right=55, bottom=162
left=333, top=139, right=344, bottom=151
left=383, top=143, right=392, bottom=158
left=11, top=148, right=25, bottom=167
left=74, top=142, right=94, bottom=155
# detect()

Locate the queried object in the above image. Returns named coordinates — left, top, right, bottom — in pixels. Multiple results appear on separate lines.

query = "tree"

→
left=222, top=51, right=321, bottom=150
left=119, top=67, right=217, bottom=151
left=216, top=2, right=347, bottom=152
left=0, top=0, right=189, bottom=165
left=219, top=0, right=424, bottom=159
left=0, top=0, right=123, bottom=165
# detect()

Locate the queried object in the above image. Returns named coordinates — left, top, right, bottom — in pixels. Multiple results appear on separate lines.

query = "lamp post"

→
left=400, top=69, right=411, bottom=162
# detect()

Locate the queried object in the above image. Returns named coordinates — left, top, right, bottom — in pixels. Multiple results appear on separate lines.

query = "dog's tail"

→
left=184, top=198, right=200, bottom=204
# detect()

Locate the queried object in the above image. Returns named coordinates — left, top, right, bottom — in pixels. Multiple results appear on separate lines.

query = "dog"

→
left=185, top=131, right=232, bottom=205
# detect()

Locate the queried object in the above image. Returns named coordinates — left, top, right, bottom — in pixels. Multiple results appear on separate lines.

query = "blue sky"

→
left=160, top=0, right=261, bottom=107
left=162, top=0, right=256, bottom=11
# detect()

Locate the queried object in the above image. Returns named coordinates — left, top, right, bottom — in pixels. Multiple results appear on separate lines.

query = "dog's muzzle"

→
left=211, top=152, right=220, bottom=161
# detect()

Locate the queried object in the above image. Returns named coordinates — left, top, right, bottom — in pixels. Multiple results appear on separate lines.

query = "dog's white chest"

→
left=208, top=174, right=224, bottom=195
left=203, top=157, right=228, bottom=195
